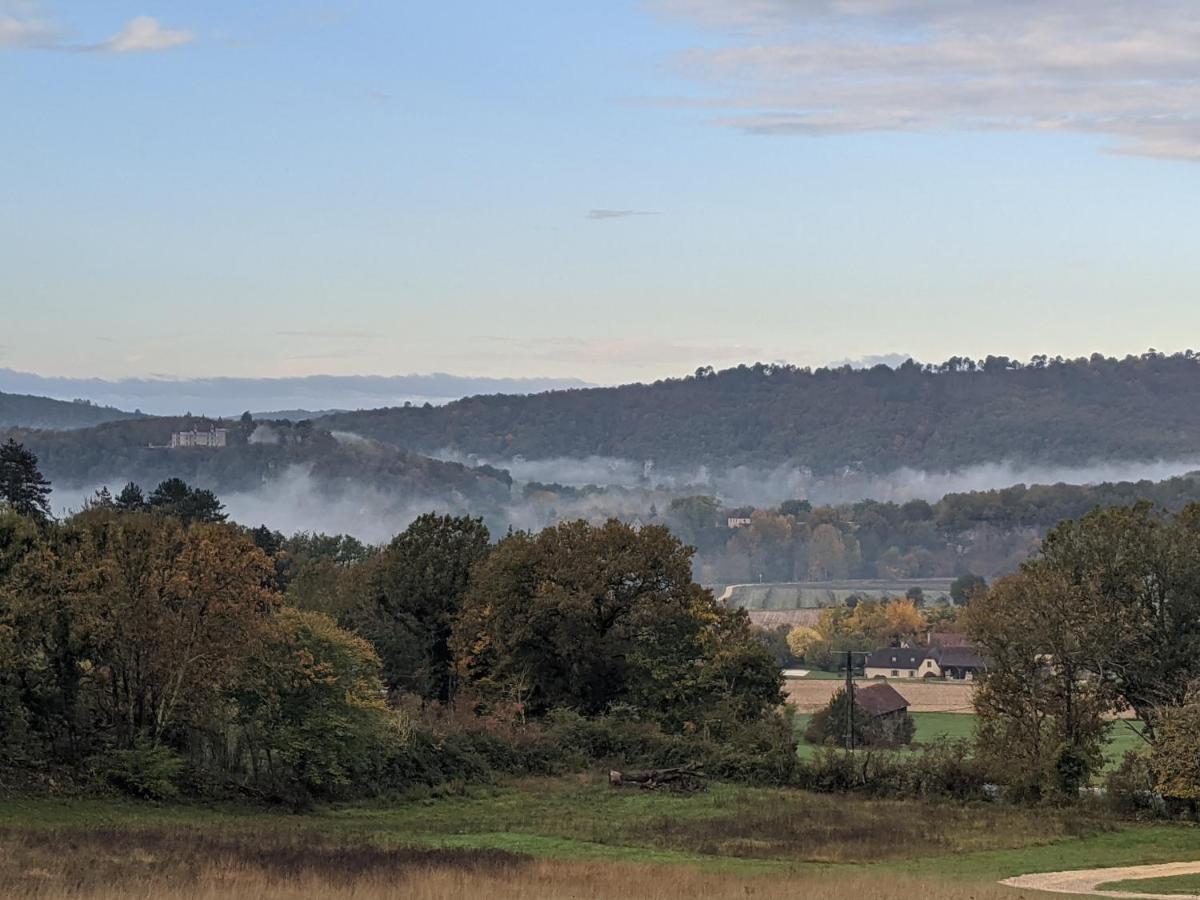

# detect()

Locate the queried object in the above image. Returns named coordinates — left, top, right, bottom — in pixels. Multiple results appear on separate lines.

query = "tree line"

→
left=664, top=473, right=1200, bottom=582
left=0, top=442, right=787, bottom=803
left=8, top=436, right=1200, bottom=810
left=317, top=351, right=1200, bottom=473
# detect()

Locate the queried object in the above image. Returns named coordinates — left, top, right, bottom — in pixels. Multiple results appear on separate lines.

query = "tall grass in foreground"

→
left=0, top=827, right=1030, bottom=900
left=0, top=787, right=1114, bottom=898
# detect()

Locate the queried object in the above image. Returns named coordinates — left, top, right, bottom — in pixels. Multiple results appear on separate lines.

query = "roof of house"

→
left=934, top=645, right=986, bottom=669
left=866, top=647, right=930, bottom=670
left=929, top=631, right=971, bottom=648
left=855, top=683, right=910, bottom=717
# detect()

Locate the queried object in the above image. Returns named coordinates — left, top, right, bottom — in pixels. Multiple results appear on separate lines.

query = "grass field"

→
left=3, top=775, right=1199, bottom=898
left=1099, top=873, right=1200, bottom=895
left=794, top=711, right=1149, bottom=773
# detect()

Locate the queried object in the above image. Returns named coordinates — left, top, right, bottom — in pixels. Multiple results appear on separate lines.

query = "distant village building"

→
left=168, top=427, right=227, bottom=449
left=727, top=516, right=753, bottom=529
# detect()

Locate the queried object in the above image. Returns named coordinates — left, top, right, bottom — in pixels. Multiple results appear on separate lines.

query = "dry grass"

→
left=0, top=826, right=1034, bottom=900
left=633, top=793, right=1106, bottom=863
left=0, top=828, right=526, bottom=899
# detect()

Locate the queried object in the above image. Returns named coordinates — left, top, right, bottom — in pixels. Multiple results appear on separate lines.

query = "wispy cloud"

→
left=586, top=209, right=659, bottom=220
left=1, top=4, right=193, bottom=54
left=0, top=1, right=57, bottom=47
left=651, top=0, right=1200, bottom=161
left=89, top=16, right=193, bottom=53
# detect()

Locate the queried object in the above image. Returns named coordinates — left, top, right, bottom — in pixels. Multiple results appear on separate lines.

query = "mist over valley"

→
left=18, top=352, right=1200, bottom=583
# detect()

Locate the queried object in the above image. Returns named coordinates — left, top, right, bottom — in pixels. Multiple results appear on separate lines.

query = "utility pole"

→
left=840, top=650, right=868, bottom=752
left=844, top=649, right=855, bottom=752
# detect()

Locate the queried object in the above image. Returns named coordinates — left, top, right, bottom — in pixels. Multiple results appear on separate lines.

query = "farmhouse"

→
left=864, top=640, right=986, bottom=681
left=864, top=646, right=939, bottom=679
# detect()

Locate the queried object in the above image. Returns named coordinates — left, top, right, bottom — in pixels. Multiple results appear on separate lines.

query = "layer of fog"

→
left=0, top=368, right=592, bottom=418
left=51, top=455, right=1200, bottom=547
left=53, top=468, right=457, bottom=545
left=439, top=453, right=1200, bottom=508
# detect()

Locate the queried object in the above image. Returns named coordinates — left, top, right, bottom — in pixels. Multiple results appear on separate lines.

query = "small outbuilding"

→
left=855, top=682, right=910, bottom=718
left=854, top=682, right=914, bottom=746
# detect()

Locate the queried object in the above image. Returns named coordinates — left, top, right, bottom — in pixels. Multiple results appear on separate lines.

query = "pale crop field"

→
left=784, top=677, right=976, bottom=712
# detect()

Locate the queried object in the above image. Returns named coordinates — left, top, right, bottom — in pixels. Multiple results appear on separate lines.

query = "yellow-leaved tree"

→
left=785, top=625, right=821, bottom=662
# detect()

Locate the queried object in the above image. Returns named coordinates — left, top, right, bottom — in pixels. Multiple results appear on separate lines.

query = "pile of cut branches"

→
left=608, top=767, right=708, bottom=793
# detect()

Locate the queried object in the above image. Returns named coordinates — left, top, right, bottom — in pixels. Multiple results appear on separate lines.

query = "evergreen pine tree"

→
left=0, top=439, right=52, bottom=523
left=115, top=481, right=147, bottom=511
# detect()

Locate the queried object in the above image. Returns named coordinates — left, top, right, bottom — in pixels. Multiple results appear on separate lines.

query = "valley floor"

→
left=2, top=775, right=1198, bottom=899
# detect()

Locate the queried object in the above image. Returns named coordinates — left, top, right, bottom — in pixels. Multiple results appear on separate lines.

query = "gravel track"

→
left=1002, top=861, right=1200, bottom=899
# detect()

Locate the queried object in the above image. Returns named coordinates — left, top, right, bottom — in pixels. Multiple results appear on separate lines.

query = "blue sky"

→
left=3, top=1, right=1199, bottom=383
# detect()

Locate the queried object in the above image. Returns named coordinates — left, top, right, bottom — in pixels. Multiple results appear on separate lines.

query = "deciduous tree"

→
left=1152, top=689, right=1200, bottom=803
left=232, top=608, right=389, bottom=798
left=351, top=513, right=490, bottom=702
left=452, top=519, right=782, bottom=730
left=786, top=625, right=821, bottom=661
left=966, top=569, right=1117, bottom=798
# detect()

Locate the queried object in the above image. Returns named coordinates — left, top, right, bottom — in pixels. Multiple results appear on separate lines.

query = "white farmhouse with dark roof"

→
left=864, top=640, right=986, bottom=681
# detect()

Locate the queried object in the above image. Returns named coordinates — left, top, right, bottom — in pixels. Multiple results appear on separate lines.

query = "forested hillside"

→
left=1, top=416, right=512, bottom=504
left=318, top=352, right=1200, bottom=472
left=0, top=391, right=140, bottom=430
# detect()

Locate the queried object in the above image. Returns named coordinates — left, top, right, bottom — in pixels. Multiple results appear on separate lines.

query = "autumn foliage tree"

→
left=1034, top=504, right=1200, bottom=735
left=451, top=520, right=783, bottom=733
left=231, top=608, right=389, bottom=798
left=966, top=569, right=1117, bottom=798
left=1, top=504, right=394, bottom=799
left=1152, top=688, right=1200, bottom=805
left=7, top=511, right=280, bottom=752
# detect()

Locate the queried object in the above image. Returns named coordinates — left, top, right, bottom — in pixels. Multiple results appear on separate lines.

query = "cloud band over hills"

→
left=0, top=370, right=593, bottom=418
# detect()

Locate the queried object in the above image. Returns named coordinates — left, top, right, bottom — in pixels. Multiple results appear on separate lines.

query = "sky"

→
left=3, top=0, right=1199, bottom=385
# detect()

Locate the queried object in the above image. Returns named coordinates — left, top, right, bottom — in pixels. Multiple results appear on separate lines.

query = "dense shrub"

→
left=97, top=745, right=185, bottom=800
left=794, top=740, right=989, bottom=801
left=358, top=702, right=801, bottom=798
left=1104, top=751, right=1162, bottom=818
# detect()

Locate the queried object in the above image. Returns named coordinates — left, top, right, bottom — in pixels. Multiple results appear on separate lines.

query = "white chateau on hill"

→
left=169, top=427, right=227, bottom=448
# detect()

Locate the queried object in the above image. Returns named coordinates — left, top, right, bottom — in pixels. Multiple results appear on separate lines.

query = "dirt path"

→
left=1001, top=861, right=1200, bottom=899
